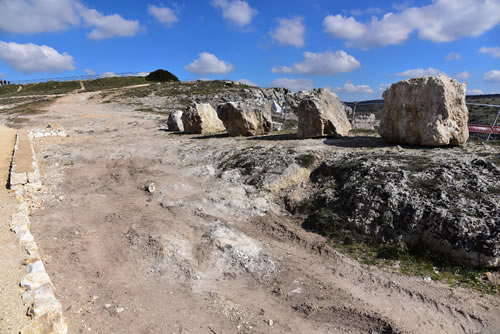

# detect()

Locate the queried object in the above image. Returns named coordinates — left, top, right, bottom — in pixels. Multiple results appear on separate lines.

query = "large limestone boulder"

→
left=217, top=102, right=272, bottom=136
left=379, top=75, right=469, bottom=146
left=181, top=103, right=225, bottom=135
left=167, top=110, right=184, bottom=131
left=295, top=88, right=351, bottom=138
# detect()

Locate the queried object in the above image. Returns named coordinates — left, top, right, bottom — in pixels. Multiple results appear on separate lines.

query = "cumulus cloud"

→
left=0, top=0, right=80, bottom=34
left=79, top=6, right=140, bottom=40
left=396, top=67, right=445, bottom=78
left=0, top=1, right=140, bottom=40
left=236, top=78, right=258, bottom=86
left=332, top=81, right=375, bottom=94
left=84, top=69, right=96, bottom=75
left=446, top=52, right=460, bottom=60
left=148, top=5, right=178, bottom=25
left=271, top=51, right=360, bottom=75
left=468, top=89, right=484, bottom=95
left=0, top=41, right=74, bottom=73
left=323, top=0, right=500, bottom=49
left=484, top=70, right=500, bottom=82
left=456, top=71, right=470, bottom=80
left=270, top=78, right=314, bottom=92
left=185, top=52, right=235, bottom=75
left=479, top=46, right=500, bottom=58
left=212, top=0, right=257, bottom=27
left=270, top=16, right=305, bottom=48
left=136, top=72, right=150, bottom=77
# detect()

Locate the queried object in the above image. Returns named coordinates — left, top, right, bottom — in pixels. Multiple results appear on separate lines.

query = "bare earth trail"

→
left=4, top=92, right=499, bottom=333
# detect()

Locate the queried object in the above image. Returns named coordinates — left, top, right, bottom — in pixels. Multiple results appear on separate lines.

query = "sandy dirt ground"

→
left=0, top=125, right=32, bottom=333
left=1, top=93, right=499, bottom=334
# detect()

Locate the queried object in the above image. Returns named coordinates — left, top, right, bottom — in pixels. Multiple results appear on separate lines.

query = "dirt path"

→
left=5, top=93, right=499, bottom=333
left=0, top=125, right=31, bottom=333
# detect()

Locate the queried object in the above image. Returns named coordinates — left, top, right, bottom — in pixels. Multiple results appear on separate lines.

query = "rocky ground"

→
left=0, top=89, right=499, bottom=333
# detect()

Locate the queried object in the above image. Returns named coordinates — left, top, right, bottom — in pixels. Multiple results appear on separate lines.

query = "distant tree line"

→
left=0, top=80, right=11, bottom=85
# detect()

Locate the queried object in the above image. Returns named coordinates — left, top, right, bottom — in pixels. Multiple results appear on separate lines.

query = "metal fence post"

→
left=487, top=109, right=500, bottom=141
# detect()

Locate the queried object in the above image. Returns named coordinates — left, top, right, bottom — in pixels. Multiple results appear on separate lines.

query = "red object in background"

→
left=468, top=124, right=500, bottom=135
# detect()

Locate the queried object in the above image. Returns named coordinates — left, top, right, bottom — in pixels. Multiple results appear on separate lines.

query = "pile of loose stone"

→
left=167, top=75, right=470, bottom=147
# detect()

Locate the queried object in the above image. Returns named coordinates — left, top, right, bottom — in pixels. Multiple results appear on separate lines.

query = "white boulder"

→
left=295, top=88, right=351, bottom=138
left=167, top=110, right=184, bottom=132
left=379, top=75, right=469, bottom=146
left=181, top=103, right=225, bottom=135
left=217, top=102, right=272, bottom=136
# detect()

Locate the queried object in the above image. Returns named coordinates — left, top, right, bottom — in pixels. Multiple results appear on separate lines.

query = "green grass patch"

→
left=0, top=98, right=55, bottom=114
left=335, top=233, right=498, bottom=295
left=304, top=209, right=498, bottom=294
left=295, top=154, right=316, bottom=168
left=84, top=76, right=149, bottom=92
left=0, top=84, right=21, bottom=96
left=16, top=81, right=80, bottom=96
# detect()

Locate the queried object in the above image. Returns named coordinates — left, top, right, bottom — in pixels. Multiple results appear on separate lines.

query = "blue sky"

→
left=0, top=0, right=499, bottom=100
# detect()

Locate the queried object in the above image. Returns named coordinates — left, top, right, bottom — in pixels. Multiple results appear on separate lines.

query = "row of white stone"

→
left=9, top=128, right=67, bottom=334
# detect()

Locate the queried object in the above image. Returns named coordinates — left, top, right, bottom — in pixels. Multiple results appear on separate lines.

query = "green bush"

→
left=145, top=69, right=179, bottom=82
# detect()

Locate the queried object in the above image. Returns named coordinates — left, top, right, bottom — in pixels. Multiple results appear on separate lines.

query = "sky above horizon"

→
left=0, top=0, right=499, bottom=101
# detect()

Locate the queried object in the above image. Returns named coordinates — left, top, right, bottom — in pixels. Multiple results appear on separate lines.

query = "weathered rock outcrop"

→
left=295, top=89, right=351, bottom=138
left=379, top=75, right=469, bottom=146
left=305, top=153, right=500, bottom=268
left=167, top=110, right=184, bottom=132
left=217, top=102, right=272, bottom=136
left=181, top=103, right=225, bottom=135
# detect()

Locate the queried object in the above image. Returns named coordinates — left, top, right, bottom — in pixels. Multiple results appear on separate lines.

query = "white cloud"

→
left=100, top=72, right=119, bottom=78
left=270, top=16, right=305, bottom=48
left=446, top=52, right=460, bottom=60
left=136, top=72, right=150, bottom=77
left=270, top=78, right=314, bottom=92
left=212, top=0, right=257, bottom=27
left=350, top=8, right=383, bottom=16
left=468, top=89, right=484, bottom=95
left=396, top=67, right=445, bottom=78
left=79, top=6, right=140, bottom=40
left=484, top=70, right=500, bottom=82
left=0, top=0, right=80, bottom=34
left=0, top=41, right=74, bottom=74
left=323, top=15, right=366, bottom=40
left=323, top=0, right=500, bottom=49
left=84, top=69, right=96, bottom=75
left=272, top=50, right=360, bottom=75
left=0, top=1, right=140, bottom=40
left=236, top=78, right=258, bottom=86
left=332, top=81, right=375, bottom=94
left=148, top=5, right=178, bottom=25
left=456, top=71, right=470, bottom=80
left=185, top=52, right=235, bottom=75
left=479, top=46, right=500, bottom=58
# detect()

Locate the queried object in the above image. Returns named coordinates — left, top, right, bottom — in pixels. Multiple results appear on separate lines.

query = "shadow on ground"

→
left=324, top=136, right=390, bottom=148
left=191, top=133, right=231, bottom=139
left=247, top=133, right=300, bottom=141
